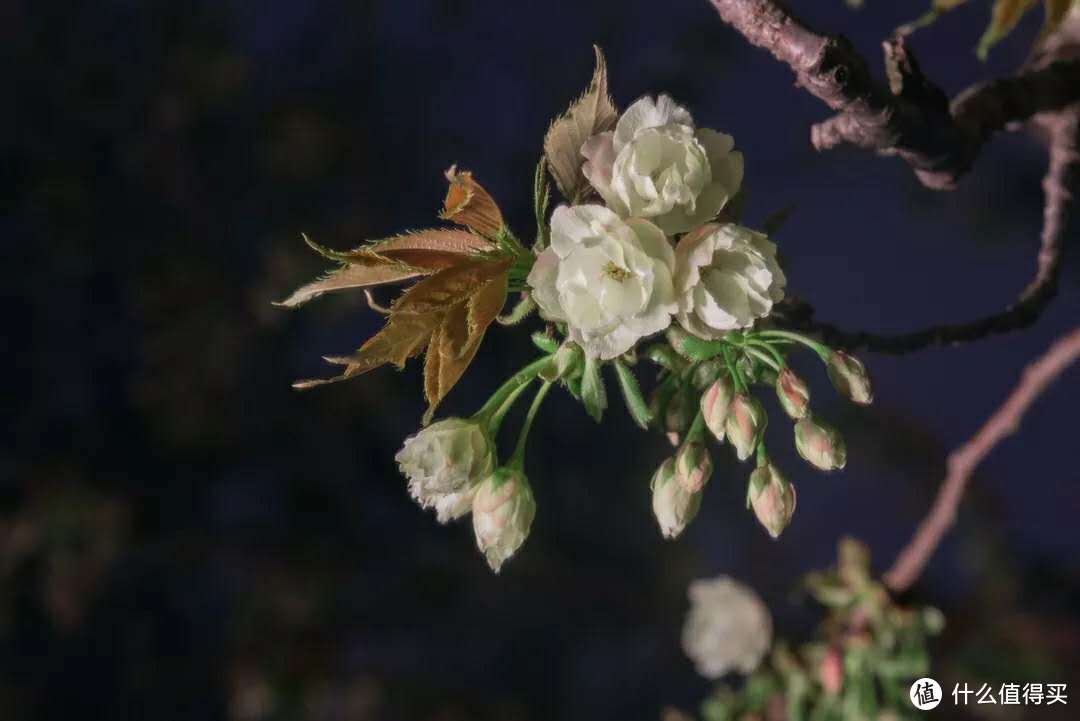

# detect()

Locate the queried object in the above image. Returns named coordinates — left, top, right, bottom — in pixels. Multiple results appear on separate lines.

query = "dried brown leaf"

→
left=543, top=46, right=618, bottom=202
left=439, top=166, right=505, bottom=238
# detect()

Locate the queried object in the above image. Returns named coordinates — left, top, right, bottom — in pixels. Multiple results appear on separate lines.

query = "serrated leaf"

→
left=305, top=229, right=493, bottom=268
left=977, top=0, right=1039, bottom=59
left=280, top=230, right=496, bottom=308
left=543, top=46, right=618, bottom=202
left=581, top=355, right=607, bottom=422
left=533, top=157, right=551, bottom=250
left=440, top=166, right=505, bottom=238
left=613, top=360, right=652, bottom=429
left=292, top=312, right=439, bottom=389
left=421, top=269, right=509, bottom=423
left=274, top=263, right=424, bottom=308
left=393, top=258, right=509, bottom=316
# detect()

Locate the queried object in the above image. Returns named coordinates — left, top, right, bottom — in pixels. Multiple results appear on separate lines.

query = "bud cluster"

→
left=646, top=328, right=873, bottom=541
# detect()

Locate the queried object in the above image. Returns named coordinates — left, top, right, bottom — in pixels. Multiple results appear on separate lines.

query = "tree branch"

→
left=774, top=108, right=1078, bottom=354
left=884, top=326, right=1080, bottom=593
left=707, top=0, right=1080, bottom=189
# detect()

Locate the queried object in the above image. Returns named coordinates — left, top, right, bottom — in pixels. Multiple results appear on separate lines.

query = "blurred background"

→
left=4, top=1, right=1079, bottom=719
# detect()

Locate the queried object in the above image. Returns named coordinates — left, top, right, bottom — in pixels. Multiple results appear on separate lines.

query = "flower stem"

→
left=744, top=338, right=786, bottom=369
left=743, top=345, right=781, bottom=372
left=489, top=379, right=535, bottom=436
left=475, top=356, right=553, bottom=422
left=721, top=344, right=748, bottom=394
left=755, top=440, right=768, bottom=467
left=509, top=380, right=554, bottom=470
left=685, top=408, right=706, bottom=444
left=757, top=329, right=830, bottom=360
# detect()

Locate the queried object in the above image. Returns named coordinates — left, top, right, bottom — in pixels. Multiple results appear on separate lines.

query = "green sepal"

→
left=581, top=356, right=607, bottom=422
left=497, top=293, right=536, bottom=325
left=531, top=331, right=559, bottom=354
left=613, top=359, right=652, bottom=429
left=643, top=343, right=686, bottom=372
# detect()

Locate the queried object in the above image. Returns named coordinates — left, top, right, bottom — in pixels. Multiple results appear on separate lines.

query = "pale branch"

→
left=706, top=0, right=1080, bottom=189
left=884, top=326, right=1080, bottom=593
left=774, top=109, right=1079, bottom=355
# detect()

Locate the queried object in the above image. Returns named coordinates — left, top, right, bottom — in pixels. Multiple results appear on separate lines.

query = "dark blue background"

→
left=4, top=1, right=1079, bottom=720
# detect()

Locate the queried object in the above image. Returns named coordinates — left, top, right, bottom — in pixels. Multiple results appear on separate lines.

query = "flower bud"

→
left=396, top=417, right=495, bottom=522
left=775, top=368, right=810, bottom=420
left=700, top=375, right=734, bottom=442
left=472, top=468, right=536, bottom=573
left=676, top=441, right=713, bottom=493
left=724, top=394, right=767, bottom=461
left=826, top=350, right=873, bottom=405
left=794, top=417, right=847, bottom=471
left=663, top=387, right=695, bottom=446
left=748, top=462, right=796, bottom=539
left=819, top=645, right=844, bottom=695
left=651, top=458, right=702, bottom=539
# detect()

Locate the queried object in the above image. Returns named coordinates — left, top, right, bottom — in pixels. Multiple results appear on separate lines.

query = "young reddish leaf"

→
left=543, top=46, right=618, bottom=202
left=274, top=263, right=424, bottom=308
left=422, top=270, right=509, bottom=423
left=393, top=258, right=510, bottom=316
left=440, top=166, right=505, bottom=238
left=292, top=312, right=439, bottom=389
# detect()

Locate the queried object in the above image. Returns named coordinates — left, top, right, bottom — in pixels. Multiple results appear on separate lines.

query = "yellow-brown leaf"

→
left=274, top=263, right=424, bottom=308
left=292, top=312, right=438, bottom=389
left=543, top=46, right=618, bottom=202
left=393, top=258, right=511, bottom=316
left=439, top=166, right=505, bottom=238
left=313, top=229, right=493, bottom=267
left=422, top=270, right=509, bottom=422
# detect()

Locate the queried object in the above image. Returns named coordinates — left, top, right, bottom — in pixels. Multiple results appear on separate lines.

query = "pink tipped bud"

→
left=675, top=441, right=713, bottom=493
left=724, top=394, right=767, bottom=462
left=827, top=350, right=873, bottom=405
left=819, top=646, right=844, bottom=695
left=700, top=375, right=734, bottom=441
left=775, top=368, right=810, bottom=420
left=749, top=462, right=796, bottom=539
left=794, top=417, right=847, bottom=471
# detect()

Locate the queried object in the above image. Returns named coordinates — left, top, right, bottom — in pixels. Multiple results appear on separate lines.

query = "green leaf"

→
left=613, top=360, right=652, bottom=429
left=581, top=355, right=607, bottom=422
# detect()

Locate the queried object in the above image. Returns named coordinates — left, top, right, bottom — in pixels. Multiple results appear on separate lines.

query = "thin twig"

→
left=706, top=0, right=1080, bottom=189
left=775, top=109, right=1079, bottom=354
left=884, top=326, right=1080, bottom=593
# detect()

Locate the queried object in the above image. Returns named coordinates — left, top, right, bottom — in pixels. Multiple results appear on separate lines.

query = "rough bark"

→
left=707, top=0, right=1080, bottom=189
